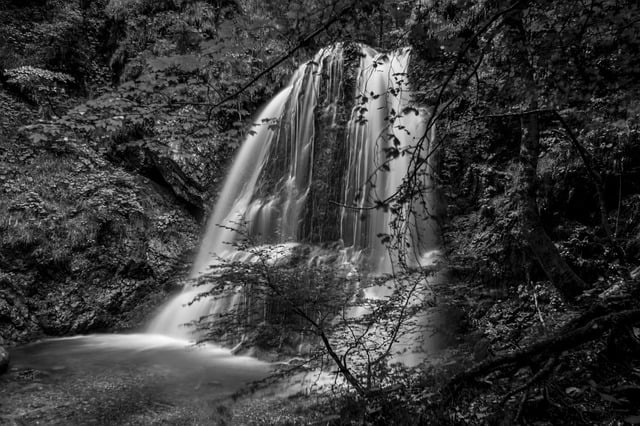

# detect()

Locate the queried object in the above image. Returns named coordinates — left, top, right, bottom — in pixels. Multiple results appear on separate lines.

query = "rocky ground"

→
left=0, top=366, right=341, bottom=425
left=0, top=364, right=231, bottom=425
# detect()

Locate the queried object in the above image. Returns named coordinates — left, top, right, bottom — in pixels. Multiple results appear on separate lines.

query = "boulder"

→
left=0, top=346, right=9, bottom=374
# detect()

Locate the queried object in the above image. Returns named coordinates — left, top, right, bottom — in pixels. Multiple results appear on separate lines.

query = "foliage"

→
left=409, top=0, right=640, bottom=147
left=404, top=0, right=640, bottom=289
left=187, top=228, right=436, bottom=400
left=400, top=1, right=640, bottom=422
left=0, top=0, right=111, bottom=89
left=4, top=66, right=73, bottom=108
left=11, top=0, right=290, bottom=162
left=105, top=0, right=179, bottom=19
left=4, top=66, right=74, bottom=88
left=1, top=0, right=422, bottom=168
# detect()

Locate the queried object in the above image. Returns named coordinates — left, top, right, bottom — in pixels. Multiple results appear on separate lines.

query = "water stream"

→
left=148, top=43, right=439, bottom=342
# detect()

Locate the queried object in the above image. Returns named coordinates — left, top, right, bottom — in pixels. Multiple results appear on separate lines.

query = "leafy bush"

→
left=4, top=66, right=73, bottom=105
left=0, top=0, right=111, bottom=93
left=187, top=227, right=437, bottom=402
left=105, top=0, right=178, bottom=20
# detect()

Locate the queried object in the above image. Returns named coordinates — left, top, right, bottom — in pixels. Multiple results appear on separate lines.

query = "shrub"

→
left=4, top=66, right=73, bottom=113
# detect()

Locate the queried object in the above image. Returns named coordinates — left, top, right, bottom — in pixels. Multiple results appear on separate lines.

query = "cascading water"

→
left=148, top=43, right=439, bottom=341
left=340, top=46, right=437, bottom=273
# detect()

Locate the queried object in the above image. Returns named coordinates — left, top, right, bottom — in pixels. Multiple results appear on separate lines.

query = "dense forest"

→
left=1, top=0, right=640, bottom=424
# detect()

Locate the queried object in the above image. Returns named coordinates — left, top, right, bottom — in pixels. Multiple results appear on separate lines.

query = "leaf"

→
left=384, top=147, right=399, bottom=159
left=401, top=106, right=418, bottom=116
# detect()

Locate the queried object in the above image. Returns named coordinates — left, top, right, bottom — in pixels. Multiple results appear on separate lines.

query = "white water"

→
left=148, top=43, right=439, bottom=342
left=340, top=46, right=437, bottom=273
left=190, top=88, right=294, bottom=276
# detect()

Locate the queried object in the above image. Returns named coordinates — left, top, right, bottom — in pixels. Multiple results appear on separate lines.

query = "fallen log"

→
left=444, top=307, right=640, bottom=396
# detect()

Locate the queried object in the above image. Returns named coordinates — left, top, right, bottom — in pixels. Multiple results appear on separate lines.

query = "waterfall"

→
left=147, top=43, right=438, bottom=340
left=340, top=46, right=437, bottom=272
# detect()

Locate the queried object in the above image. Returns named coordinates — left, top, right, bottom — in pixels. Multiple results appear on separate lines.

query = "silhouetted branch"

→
left=202, top=1, right=358, bottom=119
left=444, top=306, right=640, bottom=397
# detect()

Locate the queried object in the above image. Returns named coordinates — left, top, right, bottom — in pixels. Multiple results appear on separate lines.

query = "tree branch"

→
left=202, top=1, right=358, bottom=118
left=444, top=306, right=640, bottom=396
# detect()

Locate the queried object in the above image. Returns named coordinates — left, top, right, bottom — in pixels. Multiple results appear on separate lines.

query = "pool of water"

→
left=0, top=334, right=271, bottom=424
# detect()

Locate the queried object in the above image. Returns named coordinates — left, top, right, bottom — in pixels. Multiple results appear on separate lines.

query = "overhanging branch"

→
left=202, top=1, right=358, bottom=118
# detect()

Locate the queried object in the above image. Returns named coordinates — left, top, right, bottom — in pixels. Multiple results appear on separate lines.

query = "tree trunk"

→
left=518, top=109, right=588, bottom=299
left=505, top=7, right=588, bottom=300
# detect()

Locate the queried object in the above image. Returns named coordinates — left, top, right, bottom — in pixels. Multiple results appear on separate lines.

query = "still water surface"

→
left=1, top=334, right=270, bottom=424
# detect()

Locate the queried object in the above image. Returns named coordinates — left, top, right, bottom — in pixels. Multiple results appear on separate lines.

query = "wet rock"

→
left=0, top=346, right=9, bottom=374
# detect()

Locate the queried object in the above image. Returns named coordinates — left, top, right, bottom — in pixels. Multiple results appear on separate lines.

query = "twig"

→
left=543, top=384, right=563, bottom=410
left=532, top=286, right=546, bottom=329
left=513, top=388, right=529, bottom=424
left=499, top=357, right=556, bottom=405
left=477, top=108, right=555, bottom=119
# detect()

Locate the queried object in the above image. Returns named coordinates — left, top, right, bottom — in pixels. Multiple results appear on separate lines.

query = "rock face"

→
left=0, top=89, right=202, bottom=345
left=106, top=133, right=232, bottom=218
left=0, top=346, right=9, bottom=374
